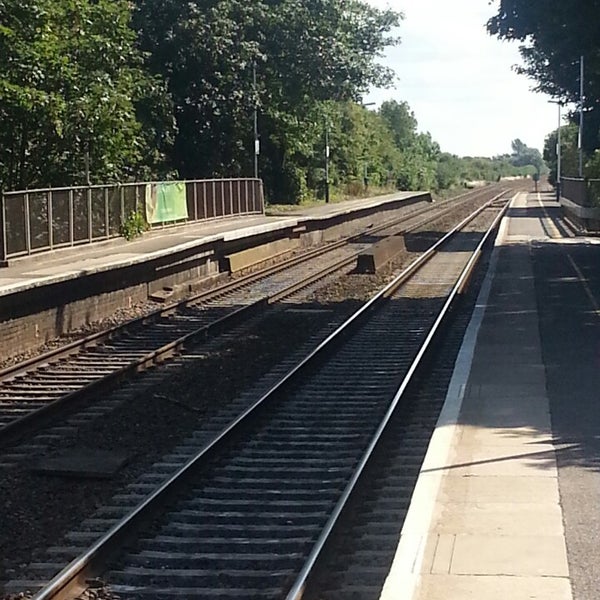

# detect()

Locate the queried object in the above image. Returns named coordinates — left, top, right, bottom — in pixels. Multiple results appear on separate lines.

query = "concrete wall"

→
left=0, top=246, right=222, bottom=359
left=560, top=197, right=600, bottom=231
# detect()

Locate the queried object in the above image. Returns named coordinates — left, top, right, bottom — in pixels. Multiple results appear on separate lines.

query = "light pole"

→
left=324, top=118, right=330, bottom=203
left=253, top=61, right=259, bottom=179
left=549, top=100, right=563, bottom=201
left=360, top=102, right=375, bottom=191
left=578, top=55, right=584, bottom=178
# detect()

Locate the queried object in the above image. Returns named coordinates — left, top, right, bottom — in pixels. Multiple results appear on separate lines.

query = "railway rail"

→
left=0, top=187, right=498, bottom=447
left=14, top=192, right=511, bottom=600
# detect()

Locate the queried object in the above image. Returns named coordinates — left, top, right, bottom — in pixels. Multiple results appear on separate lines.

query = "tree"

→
left=132, top=0, right=264, bottom=179
left=132, top=0, right=402, bottom=201
left=379, top=100, right=418, bottom=151
left=510, top=138, right=545, bottom=174
left=436, top=153, right=462, bottom=190
left=487, top=1, right=600, bottom=155
left=0, top=0, right=161, bottom=189
left=377, top=100, right=440, bottom=190
left=544, top=124, right=585, bottom=182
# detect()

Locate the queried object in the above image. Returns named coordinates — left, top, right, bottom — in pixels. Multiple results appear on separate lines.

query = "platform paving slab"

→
left=431, top=502, right=564, bottom=536
left=438, top=474, right=560, bottom=504
left=437, top=533, right=569, bottom=577
left=416, top=574, right=572, bottom=600
left=378, top=192, right=574, bottom=600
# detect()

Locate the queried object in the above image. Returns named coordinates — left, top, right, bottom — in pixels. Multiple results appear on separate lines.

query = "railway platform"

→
left=382, top=191, right=600, bottom=600
left=0, top=191, right=424, bottom=298
left=0, top=190, right=428, bottom=361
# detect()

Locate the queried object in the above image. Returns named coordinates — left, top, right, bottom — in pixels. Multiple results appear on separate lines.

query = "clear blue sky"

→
left=364, top=0, right=563, bottom=157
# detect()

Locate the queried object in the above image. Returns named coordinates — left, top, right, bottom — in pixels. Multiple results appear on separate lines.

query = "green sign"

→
left=145, top=182, right=188, bottom=224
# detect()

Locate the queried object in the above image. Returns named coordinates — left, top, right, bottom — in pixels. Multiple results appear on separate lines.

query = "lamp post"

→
left=322, top=102, right=375, bottom=204
left=578, top=55, right=584, bottom=178
left=324, top=118, right=330, bottom=204
left=360, top=103, right=375, bottom=191
left=253, top=61, right=259, bottom=179
left=549, top=100, right=563, bottom=201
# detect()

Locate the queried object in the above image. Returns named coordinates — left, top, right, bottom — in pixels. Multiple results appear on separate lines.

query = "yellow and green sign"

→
left=145, top=182, right=188, bottom=224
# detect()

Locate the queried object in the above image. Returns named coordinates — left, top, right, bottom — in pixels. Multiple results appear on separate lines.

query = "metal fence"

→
left=0, top=178, right=264, bottom=262
left=561, top=177, right=600, bottom=208
left=561, top=177, right=588, bottom=206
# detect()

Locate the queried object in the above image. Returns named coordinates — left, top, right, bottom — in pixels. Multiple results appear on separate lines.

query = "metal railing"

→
left=0, top=178, right=264, bottom=263
left=561, top=177, right=588, bottom=206
left=561, top=176, right=600, bottom=208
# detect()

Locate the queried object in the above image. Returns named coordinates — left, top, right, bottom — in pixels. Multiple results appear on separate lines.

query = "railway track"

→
left=11, top=192, right=511, bottom=600
left=0, top=188, right=497, bottom=447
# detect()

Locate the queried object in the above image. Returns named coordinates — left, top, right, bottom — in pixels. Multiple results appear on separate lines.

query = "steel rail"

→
left=0, top=190, right=497, bottom=446
left=0, top=195, right=424, bottom=382
left=0, top=246, right=360, bottom=448
left=285, top=194, right=512, bottom=600
left=0, top=184, right=498, bottom=383
left=29, top=191, right=510, bottom=600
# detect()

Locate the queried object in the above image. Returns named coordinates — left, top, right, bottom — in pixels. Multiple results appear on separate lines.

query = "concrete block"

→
left=356, top=235, right=406, bottom=273
left=32, top=449, right=129, bottom=479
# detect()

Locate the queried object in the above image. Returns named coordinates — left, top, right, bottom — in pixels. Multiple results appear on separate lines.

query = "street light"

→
left=360, top=102, right=375, bottom=191
left=252, top=61, right=259, bottom=179
left=579, top=55, right=584, bottom=178
left=549, top=100, right=563, bottom=201
left=324, top=118, right=330, bottom=203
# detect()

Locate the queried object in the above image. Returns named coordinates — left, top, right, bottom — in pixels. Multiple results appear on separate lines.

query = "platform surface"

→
left=380, top=190, right=600, bottom=600
left=0, top=191, right=423, bottom=298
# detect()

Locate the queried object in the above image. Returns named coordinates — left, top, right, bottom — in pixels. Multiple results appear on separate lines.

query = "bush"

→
left=120, top=210, right=149, bottom=240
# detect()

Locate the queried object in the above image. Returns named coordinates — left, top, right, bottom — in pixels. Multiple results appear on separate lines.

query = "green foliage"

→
left=260, top=96, right=538, bottom=203
left=0, top=0, right=173, bottom=190
left=132, top=0, right=401, bottom=201
left=0, top=0, right=541, bottom=207
left=380, top=100, right=418, bottom=151
left=584, top=151, right=600, bottom=180
left=488, top=1, right=600, bottom=158
left=437, top=153, right=535, bottom=187
left=510, top=138, right=546, bottom=174
left=120, top=210, right=149, bottom=241
left=543, top=124, right=580, bottom=183
left=543, top=123, right=600, bottom=183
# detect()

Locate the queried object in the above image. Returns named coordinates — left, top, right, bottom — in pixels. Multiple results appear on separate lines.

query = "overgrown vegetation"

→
left=120, top=210, right=148, bottom=241
left=488, top=0, right=600, bottom=181
left=0, top=0, right=539, bottom=204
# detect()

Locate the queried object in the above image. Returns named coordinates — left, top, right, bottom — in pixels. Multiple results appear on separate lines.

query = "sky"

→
left=363, top=0, right=562, bottom=158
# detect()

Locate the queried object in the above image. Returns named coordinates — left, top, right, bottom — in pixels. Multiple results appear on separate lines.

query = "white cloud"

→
left=364, top=0, right=561, bottom=156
